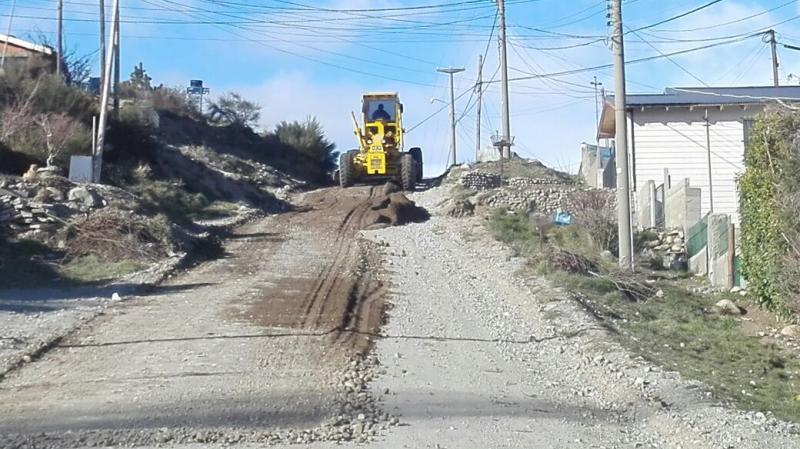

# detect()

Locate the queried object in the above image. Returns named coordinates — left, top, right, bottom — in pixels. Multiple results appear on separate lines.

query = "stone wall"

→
left=459, top=169, right=613, bottom=215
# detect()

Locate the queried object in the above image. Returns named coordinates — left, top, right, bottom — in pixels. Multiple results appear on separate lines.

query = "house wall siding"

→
left=630, top=107, right=761, bottom=223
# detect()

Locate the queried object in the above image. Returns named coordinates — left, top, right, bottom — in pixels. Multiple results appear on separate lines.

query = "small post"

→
left=91, top=116, right=97, bottom=154
left=727, top=223, right=736, bottom=289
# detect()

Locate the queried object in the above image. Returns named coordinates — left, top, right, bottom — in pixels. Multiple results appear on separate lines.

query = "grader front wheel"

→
left=400, top=153, right=417, bottom=191
left=339, top=150, right=357, bottom=187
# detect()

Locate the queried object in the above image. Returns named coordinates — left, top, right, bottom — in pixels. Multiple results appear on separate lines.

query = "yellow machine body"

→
left=351, top=93, right=404, bottom=177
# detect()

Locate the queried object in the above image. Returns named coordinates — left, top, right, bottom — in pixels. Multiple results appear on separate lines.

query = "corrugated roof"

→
left=615, top=86, right=800, bottom=107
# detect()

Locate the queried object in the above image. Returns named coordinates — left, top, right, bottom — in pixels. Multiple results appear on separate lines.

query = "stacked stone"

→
left=460, top=171, right=502, bottom=190
left=0, top=196, right=60, bottom=235
left=642, top=229, right=687, bottom=254
left=506, top=177, right=569, bottom=188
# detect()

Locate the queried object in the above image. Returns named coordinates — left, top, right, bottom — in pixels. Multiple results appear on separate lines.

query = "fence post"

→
left=727, top=223, right=736, bottom=290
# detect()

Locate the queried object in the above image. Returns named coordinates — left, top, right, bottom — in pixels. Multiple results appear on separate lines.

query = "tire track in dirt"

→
left=249, top=186, right=387, bottom=353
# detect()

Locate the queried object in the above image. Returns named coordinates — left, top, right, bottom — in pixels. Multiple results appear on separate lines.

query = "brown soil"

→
left=245, top=184, right=427, bottom=354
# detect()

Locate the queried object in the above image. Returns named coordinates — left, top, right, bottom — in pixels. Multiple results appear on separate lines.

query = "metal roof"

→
left=617, top=86, right=800, bottom=107
left=0, top=34, right=54, bottom=56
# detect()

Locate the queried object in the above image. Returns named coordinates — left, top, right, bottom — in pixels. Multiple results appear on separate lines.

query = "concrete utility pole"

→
left=113, top=0, right=120, bottom=119
left=438, top=67, right=465, bottom=168
left=704, top=108, right=714, bottom=213
left=94, top=0, right=119, bottom=183
left=56, top=0, right=63, bottom=77
left=497, top=0, right=511, bottom=159
left=611, top=0, right=633, bottom=270
left=99, top=0, right=105, bottom=88
left=768, top=29, right=779, bottom=87
left=591, top=76, right=602, bottom=146
left=475, top=54, right=483, bottom=162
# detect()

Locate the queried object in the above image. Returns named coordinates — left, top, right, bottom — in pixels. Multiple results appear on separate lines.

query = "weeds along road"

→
left=1, top=184, right=799, bottom=449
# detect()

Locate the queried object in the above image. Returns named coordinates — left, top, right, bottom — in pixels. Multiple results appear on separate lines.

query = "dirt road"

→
left=1, top=185, right=799, bottom=449
left=0, top=186, right=390, bottom=448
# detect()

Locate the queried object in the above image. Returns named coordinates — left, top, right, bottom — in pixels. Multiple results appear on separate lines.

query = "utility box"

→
left=69, top=156, right=93, bottom=183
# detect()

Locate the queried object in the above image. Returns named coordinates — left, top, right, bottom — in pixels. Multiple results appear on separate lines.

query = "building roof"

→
left=617, top=86, right=800, bottom=108
left=0, top=34, right=54, bottom=56
left=597, top=85, right=800, bottom=139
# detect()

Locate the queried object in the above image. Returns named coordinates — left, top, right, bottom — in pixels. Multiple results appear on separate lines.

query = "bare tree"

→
left=0, top=79, right=40, bottom=142
left=35, top=112, right=81, bottom=167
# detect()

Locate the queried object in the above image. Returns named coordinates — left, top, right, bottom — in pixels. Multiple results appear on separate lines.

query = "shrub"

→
left=738, top=109, right=800, bottom=314
left=207, top=92, right=260, bottom=127
left=152, top=86, right=199, bottom=118
left=568, top=190, right=618, bottom=253
left=273, top=117, right=338, bottom=174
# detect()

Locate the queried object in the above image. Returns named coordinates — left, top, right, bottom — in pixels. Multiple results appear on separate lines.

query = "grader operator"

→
left=338, top=93, right=422, bottom=191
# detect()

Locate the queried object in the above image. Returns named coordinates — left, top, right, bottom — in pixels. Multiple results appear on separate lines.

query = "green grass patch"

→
left=450, top=184, right=477, bottom=202
left=188, top=200, right=241, bottom=221
left=549, top=269, right=800, bottom=423
left=58, top=255, right=146, bottom=284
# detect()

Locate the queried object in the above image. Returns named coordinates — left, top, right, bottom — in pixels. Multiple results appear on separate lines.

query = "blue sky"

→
left=4, top=0, right=800, bottom=175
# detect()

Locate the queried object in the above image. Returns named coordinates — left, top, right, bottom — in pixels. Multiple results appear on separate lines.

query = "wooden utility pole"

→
left=95, top=0, right=119, bottom=182
left=56, top=0, right=63, bottom=77
left=611, top=0, right=633, bottom=270
left=99, top=0, right=105, bottom=88
left=475, top=54, right=483, bottom=162
left=497, top=0, right=511, bottom=159
left=112, top=0, right=120, bottom=119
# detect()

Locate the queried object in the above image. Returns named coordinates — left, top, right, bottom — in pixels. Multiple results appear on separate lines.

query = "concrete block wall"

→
left=665, top=178, right=702, bottom=231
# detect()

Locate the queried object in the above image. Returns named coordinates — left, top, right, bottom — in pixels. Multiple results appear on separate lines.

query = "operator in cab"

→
left=371, top=104, right=391, bottom=121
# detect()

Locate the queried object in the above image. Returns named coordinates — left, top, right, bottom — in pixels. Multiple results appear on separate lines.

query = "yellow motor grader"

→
left=338, top=93, right=422, bottom=191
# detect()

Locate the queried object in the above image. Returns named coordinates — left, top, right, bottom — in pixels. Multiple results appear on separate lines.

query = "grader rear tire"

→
left=339, top=150, right=356, bottom=187
left=400, top=153, right=417, bottom=191
left=408, top=147, right=423, bottom=182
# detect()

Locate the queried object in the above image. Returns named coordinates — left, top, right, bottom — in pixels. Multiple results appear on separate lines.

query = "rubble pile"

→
left=641, top=229, right=688, bottom=255
left=0, top=174, right=111, bottom=241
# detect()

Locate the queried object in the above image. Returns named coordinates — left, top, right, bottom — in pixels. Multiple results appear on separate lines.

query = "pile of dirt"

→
left=359, top=184, right=430, bottom=230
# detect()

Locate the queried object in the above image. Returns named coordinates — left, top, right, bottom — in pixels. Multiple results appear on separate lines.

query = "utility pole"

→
left=704, top=108, right=714, bottom=213
left=497, top=0, right=512, bottom=159
left=591, top=76, right=602, bottom=146
left=112, top=0, right=120, bottom=119
left=56, top=0, right=63, bottom=77
left=438, top=67, right=465, bottom=168
left=95, top=0, right=119, bottom=183
left=475, top=54, right=483, bottom=162
left=767, top=29, right=779, bottom=87
left=99, top=0, right=105, bottom=88
left=611, top=0, right=633, bottom=271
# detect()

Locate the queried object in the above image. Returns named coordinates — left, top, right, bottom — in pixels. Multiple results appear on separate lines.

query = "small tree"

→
left=36, top=113, right=83, bottom=167
left=207, top=92, right=261, bottom=128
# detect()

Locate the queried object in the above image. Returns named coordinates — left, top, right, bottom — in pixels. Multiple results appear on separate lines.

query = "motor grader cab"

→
left=338, top=93, right=422, bottom=191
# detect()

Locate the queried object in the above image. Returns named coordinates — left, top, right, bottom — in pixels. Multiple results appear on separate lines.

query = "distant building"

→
left=578, top=142, right=615, bottom=188
left=597, top=86, right=800, bottom=223
left=0, top=34, right=56, bottom=74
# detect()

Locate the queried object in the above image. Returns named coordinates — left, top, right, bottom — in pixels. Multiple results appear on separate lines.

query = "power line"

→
left=624, top=25, right=708, bottom=86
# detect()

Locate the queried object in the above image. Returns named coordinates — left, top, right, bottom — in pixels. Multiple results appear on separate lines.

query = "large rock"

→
left=68, top=186, right=100, bottom=208
left=713, top=299, right=744, bottom=316
left=780, top=325, right=800, bottom=338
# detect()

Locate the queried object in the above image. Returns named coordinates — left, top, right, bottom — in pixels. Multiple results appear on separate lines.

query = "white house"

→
left=598, top=86, right=800, bottom=223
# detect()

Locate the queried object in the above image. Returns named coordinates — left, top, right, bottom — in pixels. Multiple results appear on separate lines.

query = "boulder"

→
left=713, top=299, right=744, bottom=316
left=68, top=186, right=100, bottom=208
left=45, top=187, right=65, bottom=202
left=780, top=325, right=800, bottom=338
